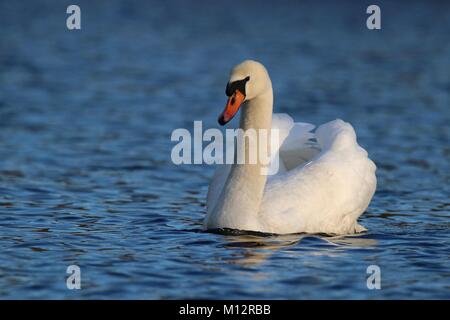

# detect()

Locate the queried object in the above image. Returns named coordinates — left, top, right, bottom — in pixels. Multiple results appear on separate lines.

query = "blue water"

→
left=0, top=0, right=449, bottom=299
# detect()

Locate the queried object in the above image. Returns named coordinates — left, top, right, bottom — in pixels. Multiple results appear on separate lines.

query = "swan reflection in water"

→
left=214, top=229, right=377, bottom=267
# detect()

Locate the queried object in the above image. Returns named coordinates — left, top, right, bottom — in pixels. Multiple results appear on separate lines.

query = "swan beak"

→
left=218, top=90, right=246, bottom=126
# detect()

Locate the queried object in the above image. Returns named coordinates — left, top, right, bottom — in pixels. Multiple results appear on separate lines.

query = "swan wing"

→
left=269, top=113, right=318, bottom=174
left=260, top=119, right=377, bottom=235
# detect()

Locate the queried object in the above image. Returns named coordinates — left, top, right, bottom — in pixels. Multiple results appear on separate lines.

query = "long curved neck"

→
left=239, top=90, right=273, bottom=132
left=209, top=88, right=273, bottom=231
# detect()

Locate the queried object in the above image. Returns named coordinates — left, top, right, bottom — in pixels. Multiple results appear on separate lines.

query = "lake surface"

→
left=0, top=0, right=449, bottom=299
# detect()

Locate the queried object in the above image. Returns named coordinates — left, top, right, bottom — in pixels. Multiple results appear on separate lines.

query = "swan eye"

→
left=225, top=82, right=232, bottom=96
left=225, top=76, right=250, bottom=97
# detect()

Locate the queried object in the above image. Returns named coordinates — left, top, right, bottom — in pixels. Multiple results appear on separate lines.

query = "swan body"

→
left=205, top=60, right=376, bottom=235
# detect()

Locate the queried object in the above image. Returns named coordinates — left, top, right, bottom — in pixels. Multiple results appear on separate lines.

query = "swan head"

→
left=218, top=60, right=272, bottom=125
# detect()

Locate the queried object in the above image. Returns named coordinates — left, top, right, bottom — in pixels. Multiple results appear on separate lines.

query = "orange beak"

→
left=218, top=90, right=246, bottom=126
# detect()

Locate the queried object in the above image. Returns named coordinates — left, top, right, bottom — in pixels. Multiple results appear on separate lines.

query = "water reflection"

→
left=220, top=232, right=378, bottom=267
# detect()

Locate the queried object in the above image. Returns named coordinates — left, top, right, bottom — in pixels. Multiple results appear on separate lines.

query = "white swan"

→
left=205, top=60, right=376, bottom=235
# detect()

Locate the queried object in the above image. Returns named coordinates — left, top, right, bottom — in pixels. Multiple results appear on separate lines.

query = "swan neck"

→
left=208, top=88, right=274, bottom=231
left=240, top=89, right=273, bottom=132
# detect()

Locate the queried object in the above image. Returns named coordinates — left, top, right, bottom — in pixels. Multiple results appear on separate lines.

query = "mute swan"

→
left=205, top=60, right=376, bottom=235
